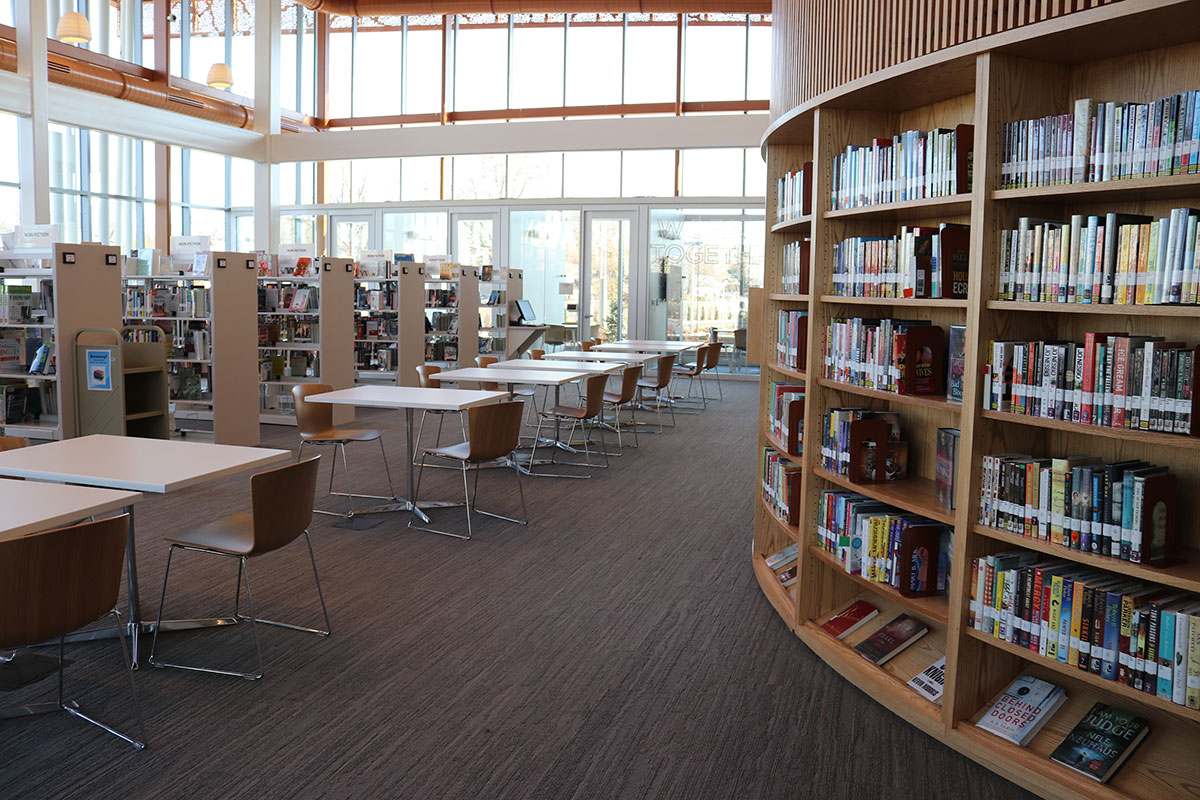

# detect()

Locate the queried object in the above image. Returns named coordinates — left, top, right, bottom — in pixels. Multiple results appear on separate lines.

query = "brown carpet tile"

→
left=1, top=379, right=1034, bottom=800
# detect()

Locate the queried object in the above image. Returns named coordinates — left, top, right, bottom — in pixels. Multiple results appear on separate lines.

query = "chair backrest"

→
left=0, top=436, right=27, bottom=451
left=734, top=328, right=747, bottom=351
left=581, top=373, right=607, bottom=418
left=249, top=456, right=321, bottom=555
left=529, top=349, right=545, bottom=361
left=0, top=515, right=128, bottom=649
left=654, top=354, right=677, bottom=389
left=476, top=356, right=498, bottom=368
left=614, top=364, right=643, bottom=404
left=416, top=364, right=442, bottom=388
left=293, top=384, right=335, bottom=438
left=704, top=342, right=722, bottom=370
left=466, top=400, right=525, bottom=462
left=580, top=339, right=595, bottom=351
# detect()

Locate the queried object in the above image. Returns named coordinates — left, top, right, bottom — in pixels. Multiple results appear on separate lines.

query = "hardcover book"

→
left=1049, top=702, right=1150, bottom=783
left=852, top=613, right=928, bottom=664
left=820, top=599, right=879, bottom=640
left=975, top=674, right=1067, bottom=746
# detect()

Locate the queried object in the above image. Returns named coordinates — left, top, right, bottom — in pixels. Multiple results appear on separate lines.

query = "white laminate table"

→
left=436, top=367, right=587, bottom=387
left=593, top=341, right=698, bottom=354
left=306, top=386, right=508, bottom=526
left=0, top=435, right=291, bottom=664
left=488, top=359, right=623, bottom=375
left=543, top=350, right=662, bottom=364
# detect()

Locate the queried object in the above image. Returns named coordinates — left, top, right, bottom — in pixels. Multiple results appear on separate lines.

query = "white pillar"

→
left=253, top=0, right=281, bottom=251
left=16, top=0, right=51, bottom=225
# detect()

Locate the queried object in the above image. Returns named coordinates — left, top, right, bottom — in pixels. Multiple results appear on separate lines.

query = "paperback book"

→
left=1048, top=702, right=1150, bottom=783
left=852, top=613, right=929, bottom=665
left=820, top=599, right=879, bottom=640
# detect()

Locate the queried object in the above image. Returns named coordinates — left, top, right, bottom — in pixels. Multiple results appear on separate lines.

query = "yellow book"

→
left=1047, top=575, right=1064, bottom=659
left=993, top=570, right=1006, bottom=639
left=1116, top=224, right=1132, bottom=305
left=1068, top=579, right=1086, bottom=667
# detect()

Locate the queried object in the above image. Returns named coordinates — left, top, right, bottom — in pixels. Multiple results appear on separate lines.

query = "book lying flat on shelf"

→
left=764, top=543, right=799, bottom=572
left=852, top=613, right=928, bottom=665
left=1048, top=702, right=1150, bottom=783
left=820, top=599, right=879, bottom=640
left=975, top=675, right=1067, bottom=746
left=906, top=656, right=946, bottom=704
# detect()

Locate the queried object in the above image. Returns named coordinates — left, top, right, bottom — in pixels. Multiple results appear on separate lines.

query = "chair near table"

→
left=531, top=373, right=611, bottom=478
left=703, top=340, right=725, bottom=400
left=602, top=364, right=643, bottom=453
left=149, top=457, right=329, bottom=681
left=636, top=353, right=677, bottom=432
left=411, top=400, right=528, bottom=540
left=671, top=343, right=712, bottom=413
left=292, top=383, right=396, bottom=519
left=0, top=515, right=146, bottom=749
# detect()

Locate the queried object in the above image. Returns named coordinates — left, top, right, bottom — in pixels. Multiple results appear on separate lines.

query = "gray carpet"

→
left=1, top=380, right=1034, bottom=800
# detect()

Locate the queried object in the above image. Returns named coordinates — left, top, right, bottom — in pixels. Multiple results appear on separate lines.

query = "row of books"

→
left=124, top=287, right=209, bottom=319
left=766, top=381, right=804, bottom=455
left=355, top=287, right=396, bottom=312
left=354, top=316, right=399, bottom=340
left=775, top=163, right=812, bottom=223
left=355, top=343, right=398, bottom=372
left=762, top=543, right=799, bottom=597
left=1000, top=92, right=1200, bottom=189
left=822, top=318, right=948, bottom=396
left=424, top=339, right=458, bottom=362
left=258, top=353, right=316, bottom=381
left=167, top=366, right=209, bottom=402
left=830, top=125, right=973, bottom=210
left=830, top=224, right=969, bottom=299
left=971, top=552, right=1200, bottom=710
left=815, top=490, right=951, bottom=597
left=818, top=408, right=904, bottom=480
left=997, top=210, right=1200, bottom=306
left=979, top=453, right=1177, bottom=566
left=259, top=286, right=319, bottom=314
left=775, top=310, right=807, bottom=372
left=426, top=288, right=457, bottom=307
left=982, top=336, right=1196, bottom=436
left=780, top=240, right=809, bottom=296
left=259, top=320, right=318, bottom=347
left=0, top=284, right=53, bottom=325
left=760, top=446, right=801, bottom=525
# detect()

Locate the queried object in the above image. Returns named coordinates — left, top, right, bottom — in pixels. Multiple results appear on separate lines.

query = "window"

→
left=169, top=0, right=255, bottom=98
left=281, top=1, right=318, bottom=116
left=564, top=19, right=622, bottom=106
left=49, top=124, right=153, bottom=250
left=381, top=211, right=448, bottom=260
left=680, top=149, right=745, bottom=197
left=622, top=150, right=675, bottom=198
left=450, top=154, right=506, bottom=200
left=563, top=151, right=620, bottom=198
left=624, top=18, right=677, bottom=104
left=453, top=17, right=509, bottom=112
left=0, top=112, right=19, bottom=233
left=507, top=153, right=563, bottom=199
left=510, top=26, right=564, bottom=108
left=683, top=16, right=748, bottom=102
left=509, top=210, right=580, bottom=326
left=170, top=146, right=249, bottom=249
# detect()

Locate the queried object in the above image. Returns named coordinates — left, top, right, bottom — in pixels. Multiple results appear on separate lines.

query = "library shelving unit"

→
left=122, top=251, right=259, bottom=445
left=258, top=256, right=354, bottom=426
left=424, top=265, right=479, bottom=371
left=477, top=267, right=510, bottom=360
left=0, top=242, right=122, bottom=440
left=755, top=2, right=1200, bottom=799
left=353, top=262, right=425, bottom=387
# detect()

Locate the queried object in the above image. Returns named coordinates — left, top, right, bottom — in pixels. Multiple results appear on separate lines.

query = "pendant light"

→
left=56, top=11, right=92, bottom=44
left=206, top=62, right=234, bottom=90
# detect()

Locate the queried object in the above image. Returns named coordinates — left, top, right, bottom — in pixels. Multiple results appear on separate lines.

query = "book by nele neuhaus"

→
left=975, top=674, right=1067, bottom=746
left=1049, top=702, right=1150, bottom=783
left=852, top=613, right=928, bottom=665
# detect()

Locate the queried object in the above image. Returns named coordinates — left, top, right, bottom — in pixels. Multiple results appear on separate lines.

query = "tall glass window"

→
left=381, top=211, right=449, bottom=260
left=168, top=0, right=255, bottom=97
left=170, top=146, right=249, bottom=249
left=49, top=124, right=153, bottom=250
left=0, top=112, right=20, bottom=233
left=509, top=210, right=580, bottom=327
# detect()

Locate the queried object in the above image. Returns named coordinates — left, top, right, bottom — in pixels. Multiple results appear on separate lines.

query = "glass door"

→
left=451, top=211, right=501, bottom=267
left=581, top=211, right=637, bottom=344
left=329, top=213, right=374, bottom=259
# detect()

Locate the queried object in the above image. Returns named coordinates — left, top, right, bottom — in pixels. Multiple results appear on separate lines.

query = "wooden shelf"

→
left=809, top=545, right=950, bottom=624
left=771, top=215, right=812, bottom=233
left=817, top=377, right=963, bottom=415
left=992, top=172, right=1200, bottom=203
left=759, top=494, right=800, bottom=542
left=123, top=365, right=161, bottom=375
left=823, top=194, right=971, bottom=221
left=821, top=295, right=968, bottom=308
left=767, top=361, right=806, bottom=381
left=965, top=628, right=1200, bottom=727
left=753, top=555, right=796, bottom=625
left=767, top=293, right=810, bottom=302
left=972, top=524, right=1200, bottom=595
left=762, top=427, right=800, bottom=459
left=124, top=409, right=166, bottom=421
left=979, top=409, right=1200, bottom=452
left=985, top=300, right=1200, bottom=317
left=813, top=466, right=955, bottom=526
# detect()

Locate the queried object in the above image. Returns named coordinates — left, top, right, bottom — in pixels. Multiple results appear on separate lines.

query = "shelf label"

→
left=14, top=224, right=59, bottom=249
left=170, top=235, right=210, bottom=256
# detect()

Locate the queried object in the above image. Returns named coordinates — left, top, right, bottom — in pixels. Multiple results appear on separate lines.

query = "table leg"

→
left=406, top=407, right=432, bottom=524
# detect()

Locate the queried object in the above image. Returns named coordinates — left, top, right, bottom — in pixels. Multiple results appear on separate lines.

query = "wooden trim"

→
left=316, top=10, right=329, bottom=123
left=153, top=0, right=168, bottom=74
left=322, top=100, right=767, bottom=129
left=46, top=41, right=157, bottom=81
left=154, top=143, right=170, bottom=249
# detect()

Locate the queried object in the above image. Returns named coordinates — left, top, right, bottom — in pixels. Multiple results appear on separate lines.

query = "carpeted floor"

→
left=2, top=379, right=1035, bottom=800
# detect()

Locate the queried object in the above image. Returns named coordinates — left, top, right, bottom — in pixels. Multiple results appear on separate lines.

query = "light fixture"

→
left=56, top=11, right=92, bottom=44
left=206, top=62, right=234, bottom=90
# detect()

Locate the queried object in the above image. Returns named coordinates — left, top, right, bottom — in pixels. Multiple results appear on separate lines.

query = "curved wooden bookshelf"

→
left=753, top=3, right=1200, bottom=798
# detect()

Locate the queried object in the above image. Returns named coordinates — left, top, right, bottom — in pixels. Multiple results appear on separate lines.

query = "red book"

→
left=820, top=599, right=880, bottom=640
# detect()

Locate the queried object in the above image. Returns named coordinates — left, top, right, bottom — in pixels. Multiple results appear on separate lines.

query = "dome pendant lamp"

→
left=56, top=11, right=92, bottom=44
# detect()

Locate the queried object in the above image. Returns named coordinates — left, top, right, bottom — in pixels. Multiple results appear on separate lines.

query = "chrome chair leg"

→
left=234, top=536, right=330, bottom=637
left=407, top=453, right=471, bottom=540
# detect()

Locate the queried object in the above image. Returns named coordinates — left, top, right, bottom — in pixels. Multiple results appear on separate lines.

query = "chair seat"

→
left=541, top=405, right=588, bottom=420
left=673, top=366, right=700, bottom=375
left=512, top=387, right=537, bottom=397
left=602, top=392, right=625, bottom=403
left=167, top=512, right=255, bottom=555
left=423, top=441, right=472, bottom=461
left=299, top=428, right=383, bottom=443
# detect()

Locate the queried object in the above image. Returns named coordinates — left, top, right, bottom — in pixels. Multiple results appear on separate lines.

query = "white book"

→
left=976, top=676, right=1067, bottom=746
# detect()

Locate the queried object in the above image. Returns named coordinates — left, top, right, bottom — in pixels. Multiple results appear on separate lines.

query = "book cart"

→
left=258, top=256, right=354, bottom=426
left=123, top=251, right=259, bottom=445
left=755, top=3, right=1200, bottom=798
left=0, top=242, right=122, bottom=441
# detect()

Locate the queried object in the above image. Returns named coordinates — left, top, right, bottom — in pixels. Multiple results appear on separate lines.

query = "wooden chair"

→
left=636, top=353, right=677, bottom=432
left=0, top=515, right=145, bottom=749
left=580, top=339, right=596, bottom=351
left=149, top=457, right=328, bottom=680
left=0, top=436, right=26, bottom=478
left=415, top=364, right=467, bottom=467
left=474, top=355, right=502, bottom=391
left=703, top=340, right=725, bottom=400
left=531, top=373, right=611, bottom=478
left=528, top=349, right=545, bottom=360
left=671, top=343, right=711, bottom=412
left=602, top=364, right=643, bottom=452
left=293, top=384, right=395, bottom=518
left=411, top=400, right=528, bottom=540
left=732, top=327, right=748, bottom=372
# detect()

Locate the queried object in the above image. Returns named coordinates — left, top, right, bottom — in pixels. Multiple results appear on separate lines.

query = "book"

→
left=975, top=674, right=1067, bottom=746
left=1049, top=702, right=1150, bottom=783
left=947, top=324, right=967, bottom=402
left=906, top=655, right=946, bottom=704
left=819, top=599, right=879, bottom=640
left=935, top=427, right=960, bottom=509
left=852, top=613, right=928, bottom=665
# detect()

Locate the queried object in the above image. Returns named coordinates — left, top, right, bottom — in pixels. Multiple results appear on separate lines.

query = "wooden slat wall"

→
left=770, top=0, right=1126, bottom=120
